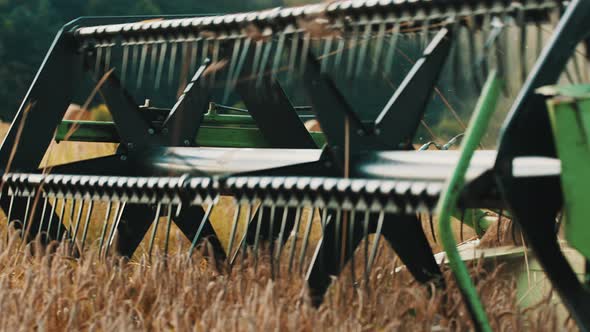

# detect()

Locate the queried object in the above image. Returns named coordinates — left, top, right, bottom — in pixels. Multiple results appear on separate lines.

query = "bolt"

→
left=120, top=155, right=127, bottom=161
left=184, top=140, right=191, bottom=146
left=357, top=129, right=365, bottom=136
left=127, top=143, right=134, bottom=150
left=148, top=128, right=155, bottom=135
left=374, top=128, right=381, bottom=135
left=162, top=128, right=169, bottom=134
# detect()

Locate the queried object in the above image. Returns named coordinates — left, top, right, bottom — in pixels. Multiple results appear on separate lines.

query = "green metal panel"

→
left=546, top=85, right=590, bottom=261
left=55, top=120, right=326, bottom=148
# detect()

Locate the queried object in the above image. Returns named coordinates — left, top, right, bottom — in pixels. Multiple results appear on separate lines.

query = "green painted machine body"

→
left=547, top=85, right=590, bottom=261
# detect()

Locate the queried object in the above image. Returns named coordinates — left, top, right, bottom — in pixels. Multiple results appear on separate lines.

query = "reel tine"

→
left=56, top=199, right=67, bottom=241
left=94, top=44, right=103, bottom=77
left=334, top=36, right=345, bottom=74
left=189, top=36, right=200, bottom=74
left=362, top=210, right=370, bottom=284
left=168, top=39, right=179, bottom=88
left=383, top=23, right=400, bottom=77
left=46, top=198, right=57, bottom=240
left=163, top=204, right=173, bottom=257
left=104, top=201, right=123, bottom=257
left=121, top=40, right=130, bottom=85
left=334, top=208, right=342, bottom=270
left=104, top=42, right=112, bottom=74
left=256, top=40, right=273, bottom=88
left=70, top=199, right=84, bottom=244
left=149, top=39, right=159, bottom=82
left=21, top=196, right=31, bottom=239
left=252, top=204, right=265, bottom=272
left=346, top=25, right=359, bottom=79
left=274, top=207, right=290, bottom=277
left=371, top=21, right=387, bottom=76
left=355, top=18, right=372, bottom=78
left=187, top=203, right=214, bottom=258
left=201, top=38, right=210, bottom=75
left=287, top=34, right=300, bottom=86
left=272, top=29, right=287, bottom=76
left=467, top=20, right=482, bottom=91
left=226, top=203, right=242, bottom=265
left=238, top=203, right=253, bottom=268
left=38, top=196, right=49, bottom=238
left=232, top=37, right=251, bottom=91
left=287, top=206, right=302, bottom=274
left=321, top=35, right=334, bottom=73
left=223, top=37, right=242, bottom=104
left=147, top=203, right=162, bottom=261
left=80, top=200, right=94, bottom=252
left=366, top=211, right=384, bottom=279
left=209, top=39, right=221, bottom=87
left=267, top=205, right=276, bottom=277
left=298, top=207, right=315, bottom=275
left=517, top=4, right=527, bottom=85
left=155, top=40, right=168, bottom=90
left=131, top=40, right=140, bottom=84
left=298, top=32, right=311, bottom=77
left=6, top=194, right=14, bottom=230
left=136, top=39, right=148, bottom=90
left=348, top=209, right=357, bottom=286
left=421, top=18, right=431, bottom=50
left=97, top=201, right=113, bottom=256
left=252, top=40, right=264, bottom=78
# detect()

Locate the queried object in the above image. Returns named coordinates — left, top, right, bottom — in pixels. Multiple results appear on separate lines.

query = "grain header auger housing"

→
left=2, top=0, right=590, bottom=330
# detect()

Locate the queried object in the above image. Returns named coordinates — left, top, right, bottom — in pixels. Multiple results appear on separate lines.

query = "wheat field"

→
left=0, top=121, right=573, bottom=331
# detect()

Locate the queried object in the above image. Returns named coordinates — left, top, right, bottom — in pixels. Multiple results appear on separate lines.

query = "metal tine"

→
left=97, top=201, right=113, bottom=255
left=226, top=203, right=241, bottom=265
left=252, top=204, right=265, bottom=272
left=450, top=18, right=462, bottom=96
left=272, top=27, right=288, bottom=78
left=104, top=41, right=113, bottom=74
left=334, top=34, right=346, bottom=74
left=149, top=38, right=159, bottom=83
left=348, top=209, right=357, bottom=286
left=155, top=39, right=168, bottom=90
left=136, top=38, right=148, bottom=90
left=287, top=206, right=302, bottom=273
left=362, top=210, right=370, bottom=285
left=168, top=38, right=179, bottom=88
left=256, top=38, right=274, bottom=88
left=421, top=18, right=431, bottom=51
left=200, top=38, right=210, bottom=86
left=252, top=40, right=264, bottom=78
left=147, top=203, right=162, bottom=260
left=371, top=21, right=387, bottom=77
left=238, top=203, right=253, bottom=269
left=38, top=196, right=49, bottom=238
left=70, top=199, right=84, bottom=244
left=5, top=194, right=14, bottom=237
left=366, top=211, right=384, bottom=280
left=516, top=4, right=527, bottom=85
left=346, top=24, right=360, bottom=79
left=298, top=208, right=315, bottom=275
left=498, top=14, right=510, bottom=96
left=94, top=43, right=103, bottom=77
left=383, top=23, right=400, bottom=77
left=334, top=208, right=342, bottom=270
left=467, top=20, right=482, bottom=91
left=231, top=37, right=252, bottom=91
left=131, top=39, right=140, bottom=86
left=56, top=198, right=67, bottom=241
left=162, top=204, right=173, bottom=257
left=189, top=36, right=200, bottom=75
left=46, top=198, right=57, bottom=240
left=267, top=205, right=276, bottom=276
left=187, top=203, right=214, bottom=259
left=223, top=35, right=243, bottom=104
left=321, top=35, right=334, bottom=73
left=480, top=16, right=505, bottom=84
left=79, top=200, right=94, bottom=252
left=274, top=207, right=291, bottom=277
left=121, top=39, right=130, bottom=85
left=298, top=32, right=311, bottom=77
left=209, top=39, right=221, bottom=87
left=104, top=201, right=123, bottom=256
left=286, top=33, right=300, bottom=86
left=21, top=196, right=31, bottom=239
left=355, top=17, right=372, bottom=79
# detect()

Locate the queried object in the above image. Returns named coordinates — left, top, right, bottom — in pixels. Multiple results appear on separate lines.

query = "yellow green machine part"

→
left=546, top=84, right=590, bottom=263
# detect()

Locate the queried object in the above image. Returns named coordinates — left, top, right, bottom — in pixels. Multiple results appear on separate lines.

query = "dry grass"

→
left=0, top=224, right=568, bottom=331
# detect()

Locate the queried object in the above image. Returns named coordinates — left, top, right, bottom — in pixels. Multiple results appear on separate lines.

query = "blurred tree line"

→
left=0, top=0, right=318, bottom=120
